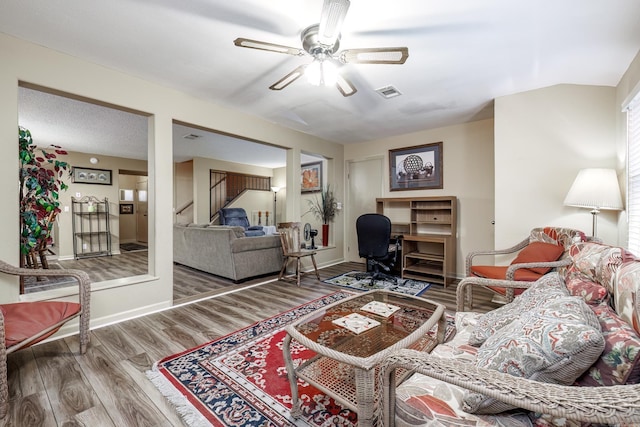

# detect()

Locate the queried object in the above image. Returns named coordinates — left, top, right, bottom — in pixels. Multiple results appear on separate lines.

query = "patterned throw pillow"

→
left=564, top=275, right=610, bottom=305
left=463, top=296, right=605, bottom=414
left=575, top=303, right=640, bottom=386
left=469, top=273, right=568, bottom=346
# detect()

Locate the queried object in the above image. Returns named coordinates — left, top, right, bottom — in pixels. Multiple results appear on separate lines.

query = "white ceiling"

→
left=5, top=0, right=640, bottom=167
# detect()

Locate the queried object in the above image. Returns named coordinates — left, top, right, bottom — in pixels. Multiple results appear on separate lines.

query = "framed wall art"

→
left=119, top=203, right=134, bottom=214
left=389, top=142, right=443, bottom=191
left=72, top=167, right=112, bottom=185
left=301, top=161, right=322, bottom=193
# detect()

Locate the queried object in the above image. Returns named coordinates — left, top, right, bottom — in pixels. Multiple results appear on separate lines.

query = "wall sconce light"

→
left=89, top=157, right=99, bottom=164
left=564, top=168, right=624, bottom=237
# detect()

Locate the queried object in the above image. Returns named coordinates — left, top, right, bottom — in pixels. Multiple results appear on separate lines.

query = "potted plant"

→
left=19, top=126, right=71, bottom=266
left=307, top=184, right=338, bottom=245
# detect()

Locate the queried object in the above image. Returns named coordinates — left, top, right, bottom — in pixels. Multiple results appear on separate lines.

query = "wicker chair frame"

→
left=0, top=260, right=90, bottom=418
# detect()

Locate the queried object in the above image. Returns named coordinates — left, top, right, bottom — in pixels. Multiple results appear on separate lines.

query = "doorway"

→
left=136, top=177, right=148, bottom=243
left=119, top=172, right=148, bottom=247
left=346, top=157, right=384, bottom=262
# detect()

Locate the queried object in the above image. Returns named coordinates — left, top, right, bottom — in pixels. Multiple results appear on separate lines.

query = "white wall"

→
left=0, top=33, right=343, bottom=334
left=344, top=119, right=495, bottom=278
left=495, top=85, right=618, bottom=248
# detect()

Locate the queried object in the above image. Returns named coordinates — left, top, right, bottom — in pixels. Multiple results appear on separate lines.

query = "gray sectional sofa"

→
left=173, top=223, right=283, bottom=282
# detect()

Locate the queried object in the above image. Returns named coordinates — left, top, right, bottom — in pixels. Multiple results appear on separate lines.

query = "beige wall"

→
left=0, top=33, right=343, bottom=334
left=344, top=119, right=495, bottom=278
left=174, top=160, right=194, bottom=224
left=495, top=85, right=619, bottom=248
left=54, top=152, right=147, bottom=260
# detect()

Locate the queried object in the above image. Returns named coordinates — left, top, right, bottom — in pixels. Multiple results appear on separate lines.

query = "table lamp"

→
left=563, top=168, right=623, bottom=237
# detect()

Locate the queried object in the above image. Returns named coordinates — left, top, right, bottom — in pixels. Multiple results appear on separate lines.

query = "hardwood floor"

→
left=56, top=251, right=285, bottom=304
left=5, top=259, right=500, bottom=426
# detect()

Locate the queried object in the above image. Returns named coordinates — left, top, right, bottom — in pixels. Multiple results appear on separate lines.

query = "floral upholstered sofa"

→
left=381, top=241, right=640, bottom=426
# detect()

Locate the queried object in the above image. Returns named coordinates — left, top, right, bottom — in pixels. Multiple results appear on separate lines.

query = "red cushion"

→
left=510, top=241, right=564, bottom=274
left=1, top=301, right=81, bottom=348
left=470, top=265, right=543, bottom=281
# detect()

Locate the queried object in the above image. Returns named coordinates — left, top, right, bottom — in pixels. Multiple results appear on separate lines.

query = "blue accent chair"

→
left=218, top=208, right=265, bottom=237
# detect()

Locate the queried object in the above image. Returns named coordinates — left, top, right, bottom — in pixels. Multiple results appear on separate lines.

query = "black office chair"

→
left=356, top=213, right=401, bottom=285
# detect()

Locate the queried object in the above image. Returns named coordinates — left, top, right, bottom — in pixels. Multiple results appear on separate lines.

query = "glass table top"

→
left=290, top=290, right=444, bottom=359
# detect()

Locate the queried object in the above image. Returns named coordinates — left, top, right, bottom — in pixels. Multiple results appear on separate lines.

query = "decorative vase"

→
left=322, top=224, right=329, bottom=246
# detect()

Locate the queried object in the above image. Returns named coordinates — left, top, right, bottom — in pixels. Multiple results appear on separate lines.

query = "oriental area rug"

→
left=147, top=291, right=453, bottom=427
left=323, top=271, right=431, bottom=296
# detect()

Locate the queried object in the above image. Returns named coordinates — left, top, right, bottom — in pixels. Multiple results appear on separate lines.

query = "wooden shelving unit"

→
left=71, top=196, right=112, bottom=259
left=376, top=196, right=457, bottom=287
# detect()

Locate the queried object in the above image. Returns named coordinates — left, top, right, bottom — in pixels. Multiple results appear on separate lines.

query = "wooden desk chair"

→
left=277, top=222, right=320, bottom=286
left=0, top=260, right=91, bottom=418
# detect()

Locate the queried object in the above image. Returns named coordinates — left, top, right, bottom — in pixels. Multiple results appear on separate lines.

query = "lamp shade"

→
left=564, top=168, right=623, bottom=211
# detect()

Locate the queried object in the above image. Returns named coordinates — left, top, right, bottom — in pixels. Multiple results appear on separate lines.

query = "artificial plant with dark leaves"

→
left=19, top=126, right=70, bottom=258
left=307, top=184, right=339, bottom=224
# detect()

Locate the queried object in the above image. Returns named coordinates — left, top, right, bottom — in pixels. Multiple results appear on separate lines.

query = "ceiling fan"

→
left=233, top=0, right=409, bottom=97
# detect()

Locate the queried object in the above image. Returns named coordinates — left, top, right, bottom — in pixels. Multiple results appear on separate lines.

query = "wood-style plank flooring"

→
left=5, top=255, right=500, bottom=426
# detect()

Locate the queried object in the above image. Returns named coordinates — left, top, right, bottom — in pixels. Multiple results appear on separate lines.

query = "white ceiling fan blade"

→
left=234, top=38, right=304, bottom=56
left=335, top=73, right=357, bottom=97
left=269, top=65, right=306, bottom=91
left=339, top=47, right=409, bottom=64
left=318, top=0, right=350, bottom=47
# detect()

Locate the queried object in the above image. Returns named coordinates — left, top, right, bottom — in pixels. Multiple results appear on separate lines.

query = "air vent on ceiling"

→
left=183, top=133, right=201, bottom=140
left=375, top=85, right=402, bottom=99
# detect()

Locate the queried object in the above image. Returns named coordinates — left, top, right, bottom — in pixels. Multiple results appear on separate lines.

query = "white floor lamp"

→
left=564, top=168, right=623, bottom=237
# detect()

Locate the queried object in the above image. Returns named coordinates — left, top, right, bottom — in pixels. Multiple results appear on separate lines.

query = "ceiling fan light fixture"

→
left=306, top=59, right=338, bottom=86
left=234, top=0, right=407, bottom=98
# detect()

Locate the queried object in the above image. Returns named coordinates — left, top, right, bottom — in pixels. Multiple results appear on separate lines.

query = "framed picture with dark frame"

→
left=301, top=161, right=323, bottom=193
left=72, top=167, right=112, bottom=185
left=389, top=142, right=443, bottom=191
left=119, top=203, right=134, bottom=214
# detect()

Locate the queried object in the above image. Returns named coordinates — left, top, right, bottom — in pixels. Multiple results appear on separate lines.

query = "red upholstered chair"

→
left=464, top=227, right=587, bottom=307
left=0, top=260, right=90, bottom=419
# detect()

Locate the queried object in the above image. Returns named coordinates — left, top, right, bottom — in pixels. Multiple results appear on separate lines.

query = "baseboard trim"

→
left=40, top=300, right=172, bottom=345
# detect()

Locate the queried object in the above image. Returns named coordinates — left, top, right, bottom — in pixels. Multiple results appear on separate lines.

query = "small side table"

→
left=282, top=290, right=446, bottom=426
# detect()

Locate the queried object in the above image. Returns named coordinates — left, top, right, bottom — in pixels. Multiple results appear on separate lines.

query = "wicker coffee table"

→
left=282, top=290, right=446, bottom=427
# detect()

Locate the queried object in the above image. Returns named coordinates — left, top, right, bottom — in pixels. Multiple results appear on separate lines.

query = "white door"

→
left=346, top=157, right=384, bottom=262
left=136, top=177, right=148, bottom=243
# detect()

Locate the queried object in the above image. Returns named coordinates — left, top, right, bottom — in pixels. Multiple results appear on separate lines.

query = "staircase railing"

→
left=210, top=171, right=271, bottom=222
left=175, top=200, right=193, bottom=216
